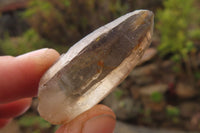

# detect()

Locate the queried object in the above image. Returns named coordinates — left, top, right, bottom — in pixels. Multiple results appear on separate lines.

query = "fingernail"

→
left=16, top=48, right=48, bottom=58
left=83, top=114, right=116, bottom=133
left=31, top=48, right=60, bottom=63
left=16, top=48, right=60, bottom=70
left=16, top=48, right=60, bottom=61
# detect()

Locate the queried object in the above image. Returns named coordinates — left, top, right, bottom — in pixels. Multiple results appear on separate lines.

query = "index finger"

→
left=0, top=49, right=60, bottom=103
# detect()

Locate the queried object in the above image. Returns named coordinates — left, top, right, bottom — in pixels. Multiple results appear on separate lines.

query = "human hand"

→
left=0, top=48, right=116, bottom=133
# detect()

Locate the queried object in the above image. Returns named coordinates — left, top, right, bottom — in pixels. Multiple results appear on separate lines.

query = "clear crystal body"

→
left=38, top=10, right=154, bottom=124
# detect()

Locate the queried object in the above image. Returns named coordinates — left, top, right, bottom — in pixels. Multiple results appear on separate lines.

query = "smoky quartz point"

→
left=38, top=10, right=154, bottom=124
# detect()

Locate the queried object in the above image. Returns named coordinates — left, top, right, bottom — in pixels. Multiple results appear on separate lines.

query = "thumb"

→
left=56, top=104, right=116, bottom=133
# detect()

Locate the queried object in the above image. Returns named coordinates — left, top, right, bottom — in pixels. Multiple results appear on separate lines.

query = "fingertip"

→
left=56, top=105, right=116, bottom=133
left=16, top=48, right=60, bottom=74
left=82, top=114, right=116, bottom=133
left=82, top=105, right=116, bottom=133
left=0, top=48, right=60, bottom=103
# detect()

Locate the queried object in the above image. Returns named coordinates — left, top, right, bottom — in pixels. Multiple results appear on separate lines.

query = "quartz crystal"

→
left=38, top=10, right=154, bottom=124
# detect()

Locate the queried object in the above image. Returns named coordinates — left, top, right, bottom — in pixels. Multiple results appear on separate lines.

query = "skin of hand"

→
left=0, top=48, right=116, bottom=133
